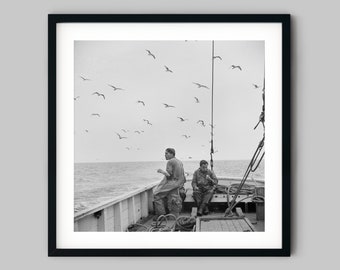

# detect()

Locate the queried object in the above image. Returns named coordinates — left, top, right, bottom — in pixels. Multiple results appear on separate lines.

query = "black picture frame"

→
left=48, top=14, right=290, bottom=257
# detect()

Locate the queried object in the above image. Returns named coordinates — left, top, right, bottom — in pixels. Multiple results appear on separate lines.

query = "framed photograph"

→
left=49, top=14, right=290, bottom=256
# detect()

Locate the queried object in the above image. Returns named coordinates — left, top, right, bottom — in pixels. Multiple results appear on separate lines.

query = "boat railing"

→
left=74, top=180, right=159, bottom=232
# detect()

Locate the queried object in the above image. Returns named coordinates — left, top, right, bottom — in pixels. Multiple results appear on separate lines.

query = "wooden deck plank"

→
left=218, top=220, right=225, bottom=232
left=227, top=219, right=237, bottom=231
left=231, top=219, right=243, bottom=232
left=220, top=219, right=230, bottom=232
left=201, top=220, right=211, bottom=231
left=209, top=220, right=221, bottom=231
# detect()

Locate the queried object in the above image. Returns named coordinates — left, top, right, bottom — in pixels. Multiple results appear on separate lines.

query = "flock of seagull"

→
left=76, top=47, right=261, bottom=157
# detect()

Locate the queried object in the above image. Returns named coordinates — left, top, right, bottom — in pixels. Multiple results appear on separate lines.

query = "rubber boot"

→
left=197, top=205, right=204, bottom=216
left=203, top=205, right=209, bottom=215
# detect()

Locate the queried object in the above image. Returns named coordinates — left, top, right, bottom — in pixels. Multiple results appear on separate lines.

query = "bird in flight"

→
left=91, top=113, right=101, bottom=117
left=108, top=84, right=124, bottom=91
left=163, top=103, right=175, bottom=108
left=115, top=132, right=127, bottom=139
left=80, top=76, right=90, bottom=81
left=137, top=100, right=145, bottom=106
left=193, top=82, right=209, bottom=89
left=143, top=119, right=152, bottom=125
left=92, top=92, right=105, bottom=100
left=213, top=56, right=222, bottom=60
left=74, top=96, right=80, bottom=101
left=182, top=135, right=191, bottom=139
left=146, top=49, right=156, bottom=59
left=177, top=117, right=188, bottom=122
left=253, top=84, right=260, bottom=89
left=194, top=97, right=200, bottom=103
left=231, top=65, right=242, bottom=71
left=164, top=66, right=173, bottom=73
left=134, top=130, right=141, bottom=134
left=121, top=129, right=129, bottom=133
left=85, top=129, right=89, bottom=133
left=197, top=120, right=205, bottom=127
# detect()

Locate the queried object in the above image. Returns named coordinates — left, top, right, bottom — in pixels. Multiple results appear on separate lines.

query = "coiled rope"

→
left=126, top=214, right=196, bottom=232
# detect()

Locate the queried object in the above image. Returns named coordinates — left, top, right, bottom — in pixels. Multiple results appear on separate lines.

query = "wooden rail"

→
left=74, top=181, right=159, bottom=232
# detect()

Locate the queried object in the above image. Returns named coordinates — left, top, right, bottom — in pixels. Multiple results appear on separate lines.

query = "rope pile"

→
left=126, top=214, right=196, bottom=232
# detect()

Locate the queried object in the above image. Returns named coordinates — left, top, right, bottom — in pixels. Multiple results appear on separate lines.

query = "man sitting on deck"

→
left=192, top=160, right=218, bottom=216
left=154, top=148, right=186, bottom=218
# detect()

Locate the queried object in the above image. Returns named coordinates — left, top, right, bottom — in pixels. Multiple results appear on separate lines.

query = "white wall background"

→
left=0, top=0, right=339, bottom=268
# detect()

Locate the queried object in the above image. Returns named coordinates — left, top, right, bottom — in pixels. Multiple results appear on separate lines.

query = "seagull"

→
left=213, top=56, right=222, bottom=60
left=115, top=132, right=127, bottom=139
left=134, top=130, right=141, bottom=134
left=182, top=135, right=191, bottom=139
left=177, top=117, right=188, bottom=122
left=91, top=113, right=101, bottom=117
left=108, top=84, right=124, bottom=91
left=197, top=120, right=205, bottom=127
left=164, top=66, right=173, bottom=73
left=80, top=76, right=90, bottom=81
left=137, top=100, right=145, bottom=106
left=194, top=97, right=200, bottom=103
left=163, top=103, right=175, bottom=108
left=231, top=65, right=242, bottom=71
left=92, top=92, right=105, bottom=100
left=146, top=49, right=156, bottom=59
left=74, top=96, right=80, bottom=101
left=143, top=119, right=152, bottom=125
left=193, top=82, right=209, bottom=89
left=253, top=84, right=260, bottom=89
left=121, top=129, right=129, bottom=133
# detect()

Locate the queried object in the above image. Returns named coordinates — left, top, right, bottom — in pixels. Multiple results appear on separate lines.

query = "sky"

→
left=74, top=40, right=264, bottom=163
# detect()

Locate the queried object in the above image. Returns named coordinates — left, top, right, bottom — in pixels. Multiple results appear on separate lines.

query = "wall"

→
left=1, top=0, right=339, bottom=268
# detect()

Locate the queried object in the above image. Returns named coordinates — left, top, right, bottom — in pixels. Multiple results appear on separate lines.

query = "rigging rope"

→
left=224, top=74, right=266, bottom=216
left=224, top=135, right=265, bottom=216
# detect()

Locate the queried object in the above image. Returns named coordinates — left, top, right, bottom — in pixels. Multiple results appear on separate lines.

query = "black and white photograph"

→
left=49, top=14, right=290, bottom=255
left=73, top=40, right=265, bottom=233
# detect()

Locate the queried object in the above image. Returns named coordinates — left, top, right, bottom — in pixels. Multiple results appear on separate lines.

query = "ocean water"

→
left=74, top=160, right=264, bottom=213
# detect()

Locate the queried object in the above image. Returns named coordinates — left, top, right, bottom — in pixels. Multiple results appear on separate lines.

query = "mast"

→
left=210, top=40, right=215, bottom=171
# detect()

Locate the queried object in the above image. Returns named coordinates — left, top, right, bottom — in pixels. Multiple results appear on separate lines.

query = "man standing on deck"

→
left=154, top=148, right=186, bottom=218
left=192, top=160, right=218, bottom=216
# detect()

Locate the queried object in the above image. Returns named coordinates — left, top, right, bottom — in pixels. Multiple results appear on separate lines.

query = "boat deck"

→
left=127, top=210, right=264, bottom=232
